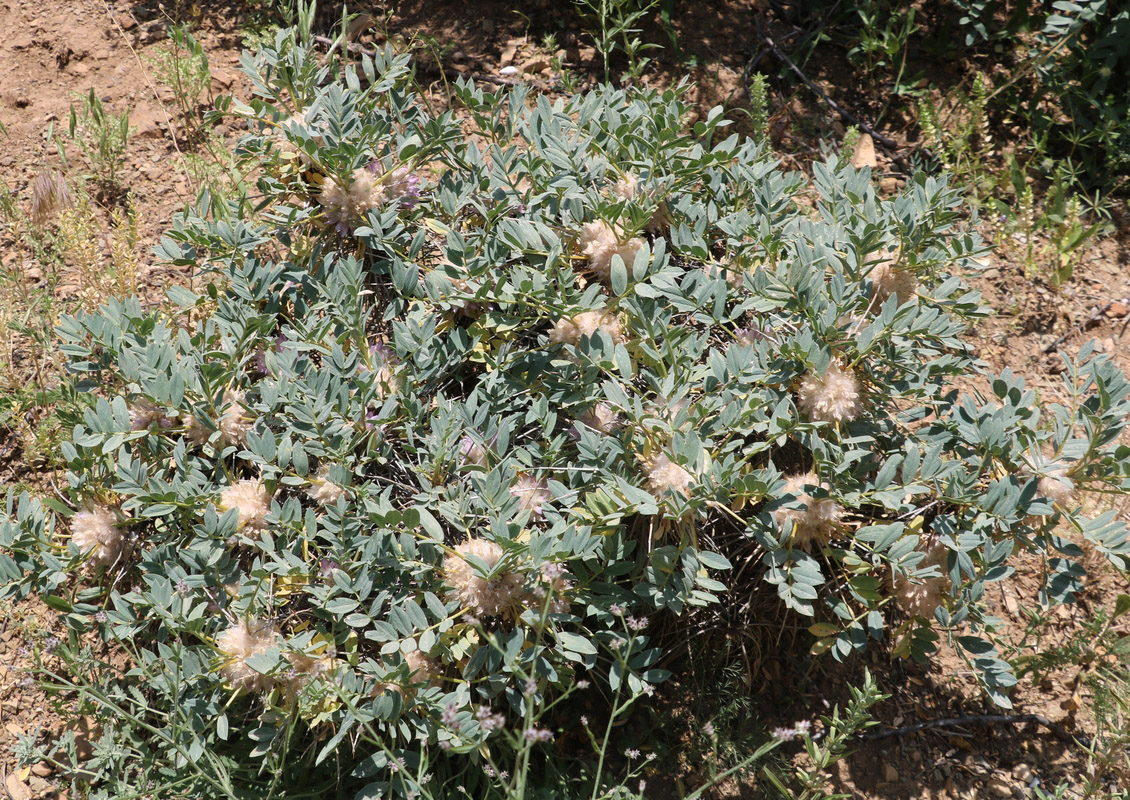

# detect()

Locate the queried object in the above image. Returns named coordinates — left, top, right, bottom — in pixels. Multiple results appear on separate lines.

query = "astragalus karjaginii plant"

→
left=4, top=29, right=1130, bottom=799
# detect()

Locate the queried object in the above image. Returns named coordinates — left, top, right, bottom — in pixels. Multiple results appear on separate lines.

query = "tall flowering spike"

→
left=577, top=221, right=645, bottom=283
left=307, top=465, right=345, bottom=507
left=870, top=249, right=917, bottom=307
left=798, top=358, right=863, bottom=424
left=318, top=167, right=386, bottom=233
left=510, top=472, right=551, bottom=518
left=549, top=309, right=626, bottom=348
left=774, top=472, right=841, bottom=549
left=442, top=538, right=525, bottom=619
left=644, top=453, right=694, bottom=499
left=216, top=618, right=281, bottom=693
left=71, top=504, right=125, bottom=567
left=30, top=169, right=72, bottom=226
left=218, top=479, right=272, bottom=533
left=218, top=389, right=252, bottom=449
left=892, top=539, right=951, bottom=619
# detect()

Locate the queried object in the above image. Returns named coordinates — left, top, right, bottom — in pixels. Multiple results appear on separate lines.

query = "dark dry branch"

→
left=857, top=712, right=1093, bottom=749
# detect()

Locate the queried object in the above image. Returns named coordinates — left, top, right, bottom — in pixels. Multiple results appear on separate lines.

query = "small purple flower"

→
left=524, top=727, right=553, bottom=742
left=94, top=611, right=107, bottom=623
left=442, top=701, right=460, bottom=730
left=609, top=603, right=625, bottom=617
left=627, top=616, right=648, bottom=632
left=624, top=748, right=640, bottom=759
left=175, top=578, right=190, bottom=595
left=319, top=559, right=340, bottom=578
left=475, top=706, right=505, bottom=733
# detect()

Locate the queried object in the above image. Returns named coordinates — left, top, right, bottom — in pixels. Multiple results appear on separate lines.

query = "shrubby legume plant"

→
left=4, top=27, right=1130, bottom=799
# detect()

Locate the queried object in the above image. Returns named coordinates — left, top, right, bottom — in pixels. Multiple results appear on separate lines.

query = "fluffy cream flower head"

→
left=644, top=453, right=694, bottom=499
left=774, top=472, right=841, bottom=549
left=798, top=359, right=863, bottom=425
left=218, top=389, right=253, bottom=449
left=442, top=538, right=525, bottom=619
left=510, top=472, right=551, bottom=518
left=577, top=221, right=645, bottom=283
left=549, top=309, right=626, bottom=348
left=71, top=504, right=125, bottom=567
left=610, top=172, right=670, bottom=234
left=869, top=249, right=917, bottom=307
left=892, top=540, right=951, bottom=619
left=216, top=618, right=281, bottom=693
left=218, top=479, right=272, bottom=533
left=319, top=167, right=385, bottom=232
left=307, top=465, right=346, bottom=507
left=129, top=398, right=173, bottom=432
left=576, top=402, right=622, bottom=435
left=277, top=110, right=325, bottom=166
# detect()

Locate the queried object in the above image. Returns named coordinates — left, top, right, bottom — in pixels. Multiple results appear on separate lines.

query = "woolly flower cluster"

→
left=216, top=618, right=280, bottom=693
left=575, top=402, right=622, bottom=436
left=277, top=110, right=325, bottom=166
left=611, top=172, right=670, bottom=234
left=218, top=479, right=272, bottom=533
left=442, top=538, right=525, bottom=619
left=71, top=505, right=125, bottom=567
left=184, top=389, right=252, bottom=449
left=358, top=342, right=401, bottom=398
left=129, top=398, right=174, bottom=432
left=319, top=168, right=386, bottom=233
left=510, top=472, right=551, bottom=518
left=549, top=309, right=626, bottom=348
left=797, top=359, right=863, bottom=425
left=644, top=453, right=694, bottom=499
left=306, top=465, right=346, bottom=507
left=892, top=540, right=951, bottom=619
left=869, top=249, right=917, bottom=307
left=577, top=221, right=645, bottom=283
left=774, top=472, right=841, bottom=549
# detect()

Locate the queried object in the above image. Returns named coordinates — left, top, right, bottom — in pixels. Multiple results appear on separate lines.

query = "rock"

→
left=210, top=68, right=237, bottom=89
left=131, top=107, right=165, bottom=139
left=852, top=132, right=878, bottom=169
left=30, top=761, right=52, bottom=777
left=1011, top=763, right=1032, bottom=783
left=4, top=773, right=32, bottom=800
left=27, top=774, right=52, bottom=794
left=879, top=176, right=898, bottom=193
left=500, top=43, right=519, bottom=66
left=1108, top=301, right=1129, bottom=318
left=982, top=268, right=1001, bottom=280
left=117, top=11, right=137, bottom=30
left=882, top=764, right=899, bottom=782
left=987, top=778, right=1013, bottom=797
left=521, top=56, right=550, bottom=74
